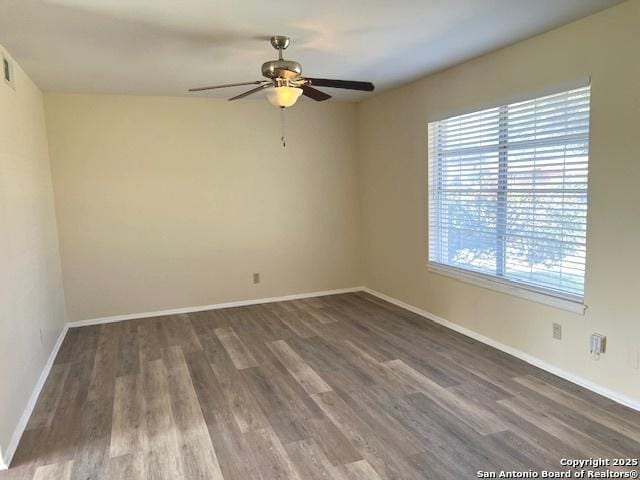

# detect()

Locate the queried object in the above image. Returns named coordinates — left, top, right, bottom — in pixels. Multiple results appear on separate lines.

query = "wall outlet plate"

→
left=2, top=54, right=15, bottom=89
left=253, top=272, right=260, bottom=284
left=590, top=333, right=606, bottom=357
left=552, top=323, right=562, bottom=340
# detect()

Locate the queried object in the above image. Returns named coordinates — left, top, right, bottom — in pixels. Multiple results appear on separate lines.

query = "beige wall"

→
left=357, top=0, right=640, bottom=402
left=0, top=47, right=67, bottom=465
left=44, top=95, right=362, bottom=321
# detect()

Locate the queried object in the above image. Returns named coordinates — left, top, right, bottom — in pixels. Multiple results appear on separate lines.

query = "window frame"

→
left=426, top=85, right=590, bottom=315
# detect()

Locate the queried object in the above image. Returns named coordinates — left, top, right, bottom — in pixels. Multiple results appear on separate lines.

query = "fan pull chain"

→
left=280, top=106, right=286, bottom=148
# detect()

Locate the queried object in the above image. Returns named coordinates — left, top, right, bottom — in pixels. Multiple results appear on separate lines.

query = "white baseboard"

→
left=66, top=286, right=366, bottom=328
left=1, top=324, right=69, bottom=469
left=362, top=287, right=640, bottom=412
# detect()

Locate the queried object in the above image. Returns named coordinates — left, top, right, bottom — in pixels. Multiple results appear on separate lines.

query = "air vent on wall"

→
left=3, top=54, right=15, bottom=89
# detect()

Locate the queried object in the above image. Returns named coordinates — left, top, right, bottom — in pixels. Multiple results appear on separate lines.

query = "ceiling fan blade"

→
left=305, top=78, right=375, bottom=92
left=301, top=85, right=332, bottom=101
left=228, top=83, right=272, bottom=101
left=189, top=81, right=266, bottom=92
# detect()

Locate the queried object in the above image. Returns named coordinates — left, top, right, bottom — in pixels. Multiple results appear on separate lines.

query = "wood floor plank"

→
left=156, top=316, right=179, bottom=349
left=245, top=427, right=302, bottom=480
left=32, top=377, right=82, bottom=467
left=26, top=363, right=70, bottom=431
left=506, top=388, right=640, bottom=458
left=337, top=340, right=407, bottom=393
left=185, top=351, right=261, bottom=480
left=514, top=375, right=640, bottom=443
left=116, top=321, right=140, bottom=378
left=372, top=386, right=484, bottom=474
left=210, top=360, right=270, bottom=433
left=69, top=397, right=113, bottom=480
left=108, top=453, right=144, bottom=480
left=286, top=336, right=377, bottom=392
left=405, top=451, right=470, bottom=480
left=144, top=449, right=183, bottom=480
left=189, top=310, right=230, bottom=337
left=210, top=416, right=261, bottom=480
left=383, top=358, right=508, bottom=435
left=497, top=395, right=627, bottom=459
left=306, top=308, right=340, bottom=325
left=267, top=340, right=332, bottom=395
left=53, top=329, right=79, bottom=365
left=32, top=461, right=73, bottom=480
left=7, top=427, right=45, bottom=471
left=185, top=350, right=259, bottom=479
left=534, top=369, right=616, bottom=409
left=300, top=417, right=362, bottom=467
left=241, top=366, right=317, bottom=444
left=405, top=392, right=531, bottom=475
left=182, top=350, right=226, bottom=431
left=169, top=314, right=203, bottom=353
left=110, top=374, right=147, bottom=458
left=303, top=296, right=326, bottom=309
left=605, top=403, right=640, bottom=425
left=311, top=391, right=424, bottom=480
left=87, top=323, right=120, bottom=402
left=486, top=429, right=562, bottom=471
left=295, top=311, right=330, bottom=338
left=284, top=438, right=345, bottom=480
left=276, top=312, right=318, bottom=339
left=163, top=347, right=224, bottom=480
left=250, top=305, right=295, bottom=342
left=485, top=396, right=592, bottom=464
left=336, top=386, right=426, bottom=458
left=141, top=359, right=184, bottom=480
left=214, top=327, right=259, bottom=369
left=198, top=330, right=233, bottom=366
left=67, top=325, right=101, bottom=402
left=337, top=460, right=384, bottom=480
left=137, top=319, right=163, bottom=363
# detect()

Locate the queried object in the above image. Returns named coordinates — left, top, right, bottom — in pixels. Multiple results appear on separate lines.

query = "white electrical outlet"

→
left=633, top=350, right=640, bottom=370
left=3, top=54, right=15, bottom=89
left=589, top=333, right=606, bottom=360
left=253, top=272, right=260, bottom=284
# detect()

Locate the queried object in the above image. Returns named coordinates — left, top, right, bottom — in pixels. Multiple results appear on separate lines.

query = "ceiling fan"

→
left=189, top=35, right=375, bottom=107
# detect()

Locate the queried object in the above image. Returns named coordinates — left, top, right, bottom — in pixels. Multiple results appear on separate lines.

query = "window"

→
left=428, top=85, right=590, bottom=304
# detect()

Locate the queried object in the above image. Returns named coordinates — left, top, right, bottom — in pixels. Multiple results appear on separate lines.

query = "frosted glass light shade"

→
left=266, top=86, right=303, bottom=107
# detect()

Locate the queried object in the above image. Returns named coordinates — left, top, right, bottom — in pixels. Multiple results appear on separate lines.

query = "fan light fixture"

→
left=266, top=86, right=303, bottom=108
left=188, top=35, right=375, bottom=107
left=188, top=36, right=375, bottom=145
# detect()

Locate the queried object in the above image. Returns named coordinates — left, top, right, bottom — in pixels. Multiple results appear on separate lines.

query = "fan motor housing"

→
left=262, top=60, right=301, bottom=80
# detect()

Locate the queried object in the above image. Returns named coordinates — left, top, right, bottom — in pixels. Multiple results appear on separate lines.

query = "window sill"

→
left=427, top=262, right=586, bottom=315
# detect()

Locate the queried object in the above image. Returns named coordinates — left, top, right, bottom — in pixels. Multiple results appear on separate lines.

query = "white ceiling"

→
left=0, top=0, right=623, bottom=101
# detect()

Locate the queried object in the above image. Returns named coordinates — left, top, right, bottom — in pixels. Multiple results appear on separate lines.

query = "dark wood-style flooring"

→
left=2, top=292, right=639, bottom=479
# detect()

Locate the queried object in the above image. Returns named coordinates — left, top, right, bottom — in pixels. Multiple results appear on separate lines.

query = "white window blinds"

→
left=428, top=85, right=590, bottom=301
